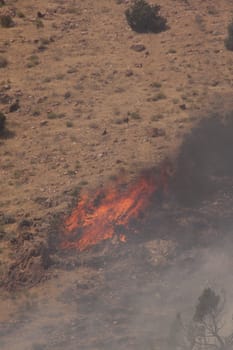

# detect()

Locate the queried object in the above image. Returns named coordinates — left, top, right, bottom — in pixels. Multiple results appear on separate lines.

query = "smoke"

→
left=171, top=111, right=233, bottom=206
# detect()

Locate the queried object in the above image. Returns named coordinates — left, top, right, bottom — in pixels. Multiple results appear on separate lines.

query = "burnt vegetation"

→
left=125, top=0, right=167, bottom=33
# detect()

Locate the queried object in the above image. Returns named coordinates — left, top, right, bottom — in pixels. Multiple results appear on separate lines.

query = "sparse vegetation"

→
left=66, top=7, right=81, bottom=15
left=128, top=111, right=141, bottom=120
left=89, top=122, right=99, bottom=129
left=64, top=91, right=71, bottom=99
left=172, top=98, right=180, bottom=104
left=147, top=92, right=166, bottom=102
left=0, top=56, right=7, bottom=68
left=168, top=48, right=177, bottom=54
left=16, top=10, right=25, bottom=18
left=47, top=112, right=65, bottom=119
left=195, top=14, right=206, bottom=32
left=0, top=111, right=6, bottom=133
left=151, top=81, right=162, bottom=88
left=66, top=121, right=73, bottom=128
left=151, top=114, right=164, bottom=121
left=32, top=109, right=40, bottom=117
left=55, top=73, right=65, bottom=80
left=79, top=180, right=88, bottom=187
left=225, top=19, right=233, bottom=51
left=42, top=77, right=51, bottom=83
left=27, top=55, right=40, bottom=68
left=125, top=0, right=167, bottom=33
left=0, top=15, right=14, bottom=28
left=35, top=18, right=44, bottom=28
left=70, top=185, right=82, bottom=198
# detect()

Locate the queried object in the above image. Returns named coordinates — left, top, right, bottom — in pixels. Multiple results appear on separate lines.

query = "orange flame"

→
left=119, top=234, right=127, bottom=243
left=61, top=166, right=170, bottom=251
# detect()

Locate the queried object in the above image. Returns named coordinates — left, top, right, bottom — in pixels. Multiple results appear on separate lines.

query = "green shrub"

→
left=225, top=20, right=233, bottom=51
left=0, top=15, right=14, bottom=28
left=0, top=112, right=6, bottom=133
left=125, top=0, right=167, bottom=33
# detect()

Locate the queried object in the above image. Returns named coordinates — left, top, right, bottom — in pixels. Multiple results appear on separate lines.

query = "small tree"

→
left=192, top=288, right=226, bottom=349
left=169, top=288, right=233, bottom=350
left=125, top=0, right=167, bottom=33
left=225, top=19, right=233, bottom=51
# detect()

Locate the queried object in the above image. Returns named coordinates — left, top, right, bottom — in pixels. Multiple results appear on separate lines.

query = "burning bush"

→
left=61, top=166, right=171, bottom=252
left=125, top=0, right=167, bottom=33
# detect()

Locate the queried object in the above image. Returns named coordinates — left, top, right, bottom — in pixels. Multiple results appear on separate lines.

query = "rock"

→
left=130, top=44, right=146, bottom=52
left=102, top=128, right=107, bottom=135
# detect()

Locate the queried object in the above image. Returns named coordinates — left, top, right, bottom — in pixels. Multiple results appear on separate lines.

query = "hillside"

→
left=0, top=0, right=233, bottom=349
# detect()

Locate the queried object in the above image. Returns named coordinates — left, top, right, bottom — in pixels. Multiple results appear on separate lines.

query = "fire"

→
left=61, top=166, right=170, bottom=251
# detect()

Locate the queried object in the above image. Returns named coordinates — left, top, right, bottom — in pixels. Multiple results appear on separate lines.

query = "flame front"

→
left=61, top=168, right=169, bottom=251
